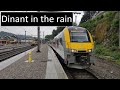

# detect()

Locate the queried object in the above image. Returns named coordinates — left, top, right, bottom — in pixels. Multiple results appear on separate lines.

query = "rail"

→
left=0, top=45, right=35, bottom=62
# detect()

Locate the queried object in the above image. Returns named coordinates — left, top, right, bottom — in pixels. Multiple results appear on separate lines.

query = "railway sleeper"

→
left=0, top=46, right=34, bottom=61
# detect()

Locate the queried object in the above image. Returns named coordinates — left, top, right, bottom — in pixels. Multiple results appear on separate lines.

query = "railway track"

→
left=50, top=46, right=98, bottom=79
left=63, top=66, right=98, bottom=79
left=0, top=45, right=35, bottom=62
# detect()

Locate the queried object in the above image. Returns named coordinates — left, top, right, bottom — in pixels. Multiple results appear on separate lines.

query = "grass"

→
left=94, top=44, right=120, bottom=65
left=79, top=11, right=120, bottom=65
left=80, top=11, right=118, bottom=33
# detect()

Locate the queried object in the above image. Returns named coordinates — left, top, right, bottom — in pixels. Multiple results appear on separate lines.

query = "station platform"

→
left=0, top=44, right=68, bottom=79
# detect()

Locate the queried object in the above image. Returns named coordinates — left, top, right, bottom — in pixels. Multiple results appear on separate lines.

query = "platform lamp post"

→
left=25, top=31, right=26, bottom=44
left=36, top=11, right=41, bottom=52
left=37, top=26, right=41, bottom=52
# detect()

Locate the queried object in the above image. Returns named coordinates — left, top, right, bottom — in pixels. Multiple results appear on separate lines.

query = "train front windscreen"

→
left=69, top=30, right=90, bottom=42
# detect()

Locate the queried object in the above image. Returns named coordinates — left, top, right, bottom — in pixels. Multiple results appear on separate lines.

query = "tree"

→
left=52, top=29, right=57, bottom=37
left=52, top=27, right=65, bottom=38
left=45, top=26, right=65, bottom=41
left=45, top=35, right=53, bottom=41
left=73, top=22, right=77, bottom=26
left=56, top=26, right=65, bottom=33
left=80, top=11, right=96, bottom=24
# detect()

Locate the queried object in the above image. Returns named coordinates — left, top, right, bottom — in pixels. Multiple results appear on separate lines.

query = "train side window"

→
left=57, top=39, right=59, bottom=46
left=55, top=39, right=57, bottom=45
left=60, top=38, right=63, bottom=45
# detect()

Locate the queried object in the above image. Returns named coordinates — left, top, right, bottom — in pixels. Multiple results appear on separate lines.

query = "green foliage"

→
left=56, top=27, right=65, bottom=34
left=80, top=13, right=106, bottom=33
left=104, top=11, right=116, bottom=18
left=109, top=46, right=118, bottom=51
left=111, top=52, right=120, bottom=60
left=80, top=11, right=120, bottom=64
left=111, top=12, right=119, bottom=30
left=94, top=45, right=104, bottom=55
left=45, top=26, right=65, bottom=41
left=80, top=11, right=119, bottom=47
left=94, top=44, right=111, bottom=56
left=96, top=14, right=104, bottom=21
left=94, top=44, right=120, bottom=64
left=112, top=19, right=119, bottom=29
left=52, top=29, right=57, bottom=37
left=80, top=19, right=96, bottom=33
left=109, top=32, right=119, bottom=46
left=45, top=35, right=53, bottom=41
left=73, top=22, right=77, bottom=26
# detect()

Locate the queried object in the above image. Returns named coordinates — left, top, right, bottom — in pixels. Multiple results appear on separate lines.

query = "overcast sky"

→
left=0, top=11, right=84, bottom=38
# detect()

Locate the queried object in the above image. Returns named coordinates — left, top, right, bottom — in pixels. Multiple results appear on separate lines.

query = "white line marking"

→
left=45, top=46, right=58, bottom=79
left=25, top=60, right=35, bottom=62
left=45, top=46, right=68, bottom=79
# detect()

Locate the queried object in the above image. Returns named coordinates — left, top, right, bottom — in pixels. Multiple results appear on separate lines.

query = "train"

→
left=49, top=26, right=94, bottom=69
left=30, top=40, right=38, bottom=46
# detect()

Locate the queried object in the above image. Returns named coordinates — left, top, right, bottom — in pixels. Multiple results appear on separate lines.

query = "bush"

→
left=94, top=44, right=112, bottom=56
left=111, top=52, right=120, bottom=60
left=96, top=15, right=104, bottom=21
left=80, top=11, right=119, bottom=47
left=110, top=46, right=118, bottom=51
left=94, top=45, right=106, bottom=55
left=109, top=32, right=119, bottom=46
left=94, top=44, right=120, bottom=61
left=94, top=47, right=103, bottom=54
left=111, top=19, right=119, bottom=29
left=104, top=11, right=115, bottom=18
left=80, top=19, right=96, bottom=33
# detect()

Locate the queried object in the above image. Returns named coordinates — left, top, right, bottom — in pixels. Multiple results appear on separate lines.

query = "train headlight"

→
left=88, top=49, right=92, bottom=52
left=71, top=49, right=77, bottom=53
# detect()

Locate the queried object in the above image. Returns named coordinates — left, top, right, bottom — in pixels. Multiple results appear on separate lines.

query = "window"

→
left=60, top=38, right=63, bottom=45
left=70, top=32, right=90, bottom=42
left=57, top=39, right=59, bottom=45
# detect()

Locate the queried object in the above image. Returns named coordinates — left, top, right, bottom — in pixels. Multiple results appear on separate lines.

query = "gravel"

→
left=1, top=44, right=119, bottom=79
left=90, top=55, right=120, bottom=79
left=65, top=67, right=97, bottom=79
left=0, top=44, right=48, bottom=79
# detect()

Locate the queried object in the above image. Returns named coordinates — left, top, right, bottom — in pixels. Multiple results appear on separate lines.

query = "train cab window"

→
left=70, top=31, right=90, bottom=42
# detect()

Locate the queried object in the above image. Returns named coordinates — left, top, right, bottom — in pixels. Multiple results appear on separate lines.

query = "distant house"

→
left=0, top=35, right=18, bottom=45
left=9, top=35, right=18, bottom=44
left=21, top=40, right=34, bottom=43
left=0, top=36, right=10, bottom=45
